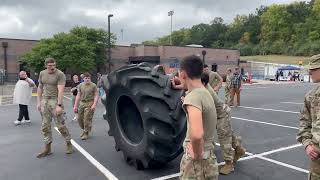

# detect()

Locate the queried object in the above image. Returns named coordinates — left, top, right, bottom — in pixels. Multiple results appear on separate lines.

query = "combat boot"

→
left=233, top=145, right=246, bottom=164
left=80, top=131, right=85, bottom=138
left=66, top=141, right=73, bottom=154
left=219, top=160, right=234, bottom=175
left=37, top=143, right=52, bottom=158
left=81, top=132, right=88, bottom=140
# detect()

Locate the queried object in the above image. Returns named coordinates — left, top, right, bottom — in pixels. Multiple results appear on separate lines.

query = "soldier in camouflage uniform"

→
left=201, top=72, right=246, bottom=175
left=204, top=64, right=223, bottom=94
left=36, top=58, right=73, bottom=158
left=172, top=71, right=246, bottom=176
left=178, top=55, right=219, bottom=180
left=297, top=54, right=320, bottom=180
left=225, top=68, right=232, bottom=104
left=74, top=72, right=99, bottom=140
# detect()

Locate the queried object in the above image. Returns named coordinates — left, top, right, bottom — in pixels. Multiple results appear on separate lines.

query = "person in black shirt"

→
left=71, top=75, right=80, bottom=121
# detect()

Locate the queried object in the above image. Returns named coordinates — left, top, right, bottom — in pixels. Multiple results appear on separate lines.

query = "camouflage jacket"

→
left=206, top=85, right=230, bottom=119
left=225, top=74, right=232, bottom=89
left=209, top=71, right=222, bottom=89
left=297, top=86, right=320, bottom=148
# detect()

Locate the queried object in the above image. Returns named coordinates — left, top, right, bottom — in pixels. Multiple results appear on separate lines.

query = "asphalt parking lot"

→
left=0, top=82, right=315, bottom=180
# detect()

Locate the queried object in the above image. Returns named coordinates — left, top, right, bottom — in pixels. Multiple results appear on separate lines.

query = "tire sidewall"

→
left=107, top=84, right=148, bottom=160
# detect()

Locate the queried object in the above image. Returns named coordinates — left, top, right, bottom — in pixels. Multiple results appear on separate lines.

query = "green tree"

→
left=70, top=26, right=116, bottom=72
left=21, top=26, right=116, bottom=73
left=239, top=32, right=251, bottom=44
left=142, top=1, right=319, bottom=56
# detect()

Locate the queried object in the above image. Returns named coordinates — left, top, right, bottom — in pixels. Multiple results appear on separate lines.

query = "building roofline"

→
left=134, top=44, right=238, bottom=51
left=0, top=38, right=239, bottom=51
left=161, top=45, right=238, bottom=51
left=115, top=45, right=132, bottom=48
left=0, top=37, right=40, bottom=42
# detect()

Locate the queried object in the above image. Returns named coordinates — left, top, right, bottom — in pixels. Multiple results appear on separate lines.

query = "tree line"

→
left=21, top=26, right=116, bottom=73
left=143, top=0, right=320, bottom=56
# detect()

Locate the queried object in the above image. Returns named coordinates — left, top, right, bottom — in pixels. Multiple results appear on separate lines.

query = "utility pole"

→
left=121, top=29, right=124, bottom=41
left=168, top=10, right=174, bottom=45
left=202, top=50, right=206, bottom=65
left=108, top=14, right=113, bottom=73
left=2, top=42, right=8, bottom=80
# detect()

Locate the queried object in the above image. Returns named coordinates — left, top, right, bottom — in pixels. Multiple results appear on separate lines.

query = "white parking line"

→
left=62, top=96, right=118, bottom=180
left=151, top=155, right=256, bottom=180
left=238, top=106, right=300, bottom=114
left=0, top=103, right=15, bottom=107
left=151, top=143, right=304, bottom=180
left=256, top=156, right=308, bottom=174
left=232, top=117, right=299, bottom=130
left=242, top=86, right=271, bottom=90
left=281, top=102, right=304, bottom=105
left=63, top=95, right=72, bottom=100
left=54, top=127, right=118, bottom=180
left=257, top=144, right=302, bottom=156
left=151, top=173, right=180, bottom=180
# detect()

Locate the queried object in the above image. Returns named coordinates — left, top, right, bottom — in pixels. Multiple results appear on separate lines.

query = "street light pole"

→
left=202, top=50, right=206, bottom=65
left=2, top=42, right=8, bottom=80
left=168, top=10, right=174, bottom=45
left=108, top=14, right=113, bottom=73
left=121, top=29, right=124, bottom=40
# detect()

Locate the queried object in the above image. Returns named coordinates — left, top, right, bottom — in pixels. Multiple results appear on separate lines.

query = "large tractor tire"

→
left=101, top=63, right=187, bottom=170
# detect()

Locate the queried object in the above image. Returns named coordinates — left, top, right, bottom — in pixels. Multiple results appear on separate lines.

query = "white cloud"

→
left=0, top=0, right=311, bottom=44
left=0, top=8, right=24, bottom=34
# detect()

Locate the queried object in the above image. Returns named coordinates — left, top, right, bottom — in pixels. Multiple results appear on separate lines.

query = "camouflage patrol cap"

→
left=308, top=54, right=320, bottom=70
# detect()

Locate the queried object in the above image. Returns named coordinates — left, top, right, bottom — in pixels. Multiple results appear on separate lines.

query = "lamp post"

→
left=2, top=42, right=8, bottom=80
left=168, top=10, right=174, bottom=45
left=108, top=14, right=113, bottom=73
left=201, top=50, right=206, bottom=64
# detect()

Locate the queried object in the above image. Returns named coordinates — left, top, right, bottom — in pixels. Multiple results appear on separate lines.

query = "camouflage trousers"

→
left=309, top=159, right=320, bottom=180
left=225, top=87, right=231, bottom=104
left=217, top=108, right=242, bottom=161
left=40, top=98, right=71, bottom=144
left=180, top=146, right=218, bottom=180
left=78, top=101, right=95, bottom=133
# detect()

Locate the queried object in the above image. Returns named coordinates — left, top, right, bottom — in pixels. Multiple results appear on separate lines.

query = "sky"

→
left=0, top=0, right=310, bottom=45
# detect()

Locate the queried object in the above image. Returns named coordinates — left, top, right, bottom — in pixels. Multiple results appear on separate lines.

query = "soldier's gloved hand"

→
left=306, top=144, right=320, bottom=160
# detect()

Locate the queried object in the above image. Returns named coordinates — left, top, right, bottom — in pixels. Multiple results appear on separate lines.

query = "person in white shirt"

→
left=13, top=71, right=35, bottom=125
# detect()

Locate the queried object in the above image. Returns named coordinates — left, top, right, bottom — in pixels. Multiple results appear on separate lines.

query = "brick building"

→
left=0, top=38, right=248, bottom=83
left=0, top=38, right=38, bottom=82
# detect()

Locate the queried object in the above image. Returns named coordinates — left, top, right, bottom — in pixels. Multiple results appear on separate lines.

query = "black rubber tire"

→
left=101, top=63, right=186, bottom=169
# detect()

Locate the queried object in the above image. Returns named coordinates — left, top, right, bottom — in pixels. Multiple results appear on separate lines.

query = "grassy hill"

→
left=240, top=55, right=310, bottom=65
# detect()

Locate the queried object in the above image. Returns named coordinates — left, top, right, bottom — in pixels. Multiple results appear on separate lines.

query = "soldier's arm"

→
left=57, top=73, right=66, bottom=105
left=37, top=72, right=43, bottom=105
left=92, top=86, right=99, bottom=107
left=57, top=85, right=65, bottom=105
left=186, top=105, right=204, bottom=160
left=212, top=90, right=232, bottom=143
left=208, top=87, right=225, bottom=114
left=214, top=73, right=223, bottom=91
left=171, top=77, right=187, bottom=90
left=37, top=83, right=43, bottom=104
left=297, top=97, right=313, bottom=148
left=26, top=78, right=35, bottom=87
left=74, top=86, right=81, bottom=108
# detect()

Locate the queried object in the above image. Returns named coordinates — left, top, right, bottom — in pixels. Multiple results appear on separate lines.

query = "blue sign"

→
left=170, top=63, right=180, bottom=68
